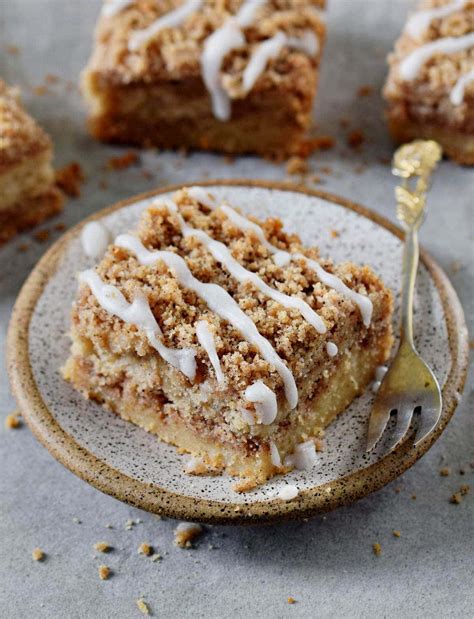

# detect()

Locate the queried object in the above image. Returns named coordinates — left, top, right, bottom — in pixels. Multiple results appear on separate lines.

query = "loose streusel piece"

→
left=4, top=412, right=22, bottom=430
left=94, top=541, right=112, bottom=553
left=174, top=522, right=203, bottom=548
left=0, top=79, right=63, bottom=244
left=98, top=565, right=111, bottom=580
left=82, top=1, right=327, bottom=158
left=136, top=598, right=150, bottom=615
left=32, top=547, right=45, bottom=562
left=383, top=0, right=474, bottom=165
left=63, top=186, right=393, bottom=488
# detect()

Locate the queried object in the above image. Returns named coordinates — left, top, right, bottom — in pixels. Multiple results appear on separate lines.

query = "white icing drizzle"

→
left=240, top=408, right=256, bottom=425
left=101, top=0, right=133, bottom=18
left=81, top=221, right=111, bottom=260
left=195, top=320, right=224, bottom=384
left=206, top=201, right=372, bottom=327
left=201, top=21, right=245, bottom=120
left=129, top=0, right=202, bottom=51
left=372, top=380, right=382, bottom=393
left=201, top=0, right=267, bottom=120
left=114, top=233, right=298, bottom=408
left=284, top=440, right=318, bottom=470
left=326, top=342, right=338, bottom=357
left=244, top=380, right=277, bottom=424
left=375, top=365, right=388, bottom=382
left=269, top=440, right=282, bottom=467
left=399, top=33, right=474, bottom=81
left=450, top=69, right=474, bottom=105
left=186, top=186, right=217, bottom=209
left=79, top=269, right=197, bottom=379
left=406, top=0, right=467, bottom=40
left=243, top=29, right=319, bottom=93
left=276, top=484, right=298, bottom=501
left=161, top=199, right=327, bottom=334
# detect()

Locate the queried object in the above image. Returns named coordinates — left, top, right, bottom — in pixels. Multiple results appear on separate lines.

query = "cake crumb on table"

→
left=55, top=162, right=84, bottom=197
left=392, top=530, right=401, bottom=538
left=174, top=523, right=203, bottom=549
left=357, top=85, right=374, bottom=97
left=373, top=543, right=382, bottom=557
left=138, top=543, right=153, bottom=556
left=107, top=151, right=139, bottom=170
left=136, top=598, right=150, bottom=615
left=150, top=553, right=161, bottom=562
left=32, top=547, right=45, bottom=562
left=33, top=229, right=50, bottom=243
left=439, top=467, right=450, bottom=477
left=94, top=542, right=112, bottom=553
left=287, top=597, right=297, bottom=604
left=98, top=565, right=111, bottom=580
left=450, top=492, right=462, bottom=505
left=347, top=130, right=365, bottom=149
left=286, top=156, right=309, bottom=176
left=460, top=484, right=470, bottom=496
left=5, top=412, right=21, bottom=430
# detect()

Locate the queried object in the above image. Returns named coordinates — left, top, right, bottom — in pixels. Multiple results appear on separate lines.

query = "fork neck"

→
left=400, top=227, right=419, bottom=347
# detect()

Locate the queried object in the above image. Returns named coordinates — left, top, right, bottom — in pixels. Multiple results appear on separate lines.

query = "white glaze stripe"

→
left=243, top=29, right=324, bottom=94
left=406, top=0, right=467, bottom=40
left=450, top=69, right=474, bottom=105
left=195, top=320, right=225, bottom=384
left=79, top=269, right=197, bottom=380
left=235, top=0, right=266, bottom=28
left=326, top=342, right=338, bottom=357
left=129, top=0, right=202, bottom=51
left=114, top=233, right=298, bottom=408
left=245, top=380, right=277, bottom=424
left=160, top=199, right=326, bottom=334
left=81, top=221, right=111, bottom=260
left=399, top=33, right=474, bottom=81
left=269, top=441, right=282, bottom=467
left=102, top=0, right=133, bottom=18
left=185, top=189, right=373, bottom=327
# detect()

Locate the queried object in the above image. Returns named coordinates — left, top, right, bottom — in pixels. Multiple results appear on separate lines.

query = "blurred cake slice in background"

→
left=82, top=0, right=327, bottom=158
left=384, top=0, right=474, bottom=165
left=0, top=79, right=63, bottom=244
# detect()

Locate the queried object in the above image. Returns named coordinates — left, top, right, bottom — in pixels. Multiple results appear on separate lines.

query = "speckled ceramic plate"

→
left=7, top=181, right=468, bottom=524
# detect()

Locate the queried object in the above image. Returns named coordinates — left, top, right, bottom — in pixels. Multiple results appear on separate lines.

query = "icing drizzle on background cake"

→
left=450, top=68, right=474, bottom=105
left=405, top=0, right=468, bottom=40
left=101, top=0, right=134, bottom=18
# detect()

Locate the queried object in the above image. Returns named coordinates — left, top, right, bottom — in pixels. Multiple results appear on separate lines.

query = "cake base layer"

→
left=388, top=118, right=474, bottom=166
left=63, top=332, right=392, bottom=490
left=84, top=77, right=316, bottom=158
left=0, top=187, right=64, bottom=245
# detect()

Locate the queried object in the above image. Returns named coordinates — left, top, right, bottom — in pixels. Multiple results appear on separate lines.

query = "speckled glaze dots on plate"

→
left=7, top=181, right=469, bottom=524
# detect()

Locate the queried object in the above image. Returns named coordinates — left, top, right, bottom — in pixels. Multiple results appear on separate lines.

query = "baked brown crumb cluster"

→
left=384, top=0, right=474, bottom=133
left=71, top=189, right=391, bottom=416
left=88, top=1, right=326, bottom=86
left=0, top=79, right=51, bottom=173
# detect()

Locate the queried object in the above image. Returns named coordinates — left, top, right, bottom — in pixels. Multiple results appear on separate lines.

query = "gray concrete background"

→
left=0, top=1, right=473, bottom=617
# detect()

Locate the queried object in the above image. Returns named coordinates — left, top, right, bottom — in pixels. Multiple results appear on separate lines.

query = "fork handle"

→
left=401, top=227, right=418, bottom=347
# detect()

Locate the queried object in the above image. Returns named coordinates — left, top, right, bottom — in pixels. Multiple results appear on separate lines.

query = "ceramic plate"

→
left=7, top=181, right=468, bottom=524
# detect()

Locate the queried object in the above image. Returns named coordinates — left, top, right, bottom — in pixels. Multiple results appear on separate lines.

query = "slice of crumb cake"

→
left=0, top=79, right=63, bottom=244
left=63, top=187, right=393, bottom=489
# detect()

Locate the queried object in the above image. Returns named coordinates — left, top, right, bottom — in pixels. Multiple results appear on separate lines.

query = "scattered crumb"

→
left=33, top=229, right=50, bottom=243
left=392, top=530, right=401, bottom=538
left=32, top=548, right=45, bottom=562
left=296, top=135, right=335, bottom=157
left=5, top=412, right=21, bottom=430
left=174, top=522, right=203, bottom=548
left=329, top=229, right=339, bottom=239
left=94, top=542, right=112, bottom=553
left=17, top=243, right=30, bottom=253
left=308, top=173, right=323, bottom=184
left=459, top=468, right=466, bottom=475
left=45, top=74, right=59, bottom=85
left=287, top=597, right=297, bottom=604
left=450, top=492, right=462, bottom=505
left=347, top=130, right=365, bottom=149
left=449, top=260, right=463, bottom=274
left=136, top=598, right=150, bottom=615
left=55, top=162, right=84, bottom=198
left=4, top=44, right=20, bottom=55
left=286, top=156, right=309, bottom=176
left=357, top=85, right=374, bottom=97
left=394, top=487, right=401, bottom=493
left=105, top=523, right=113, bottom=529
left=411, top=495, right=417, bottom=500
left=32, top=85, right=48, bottom=96
left=54, top=223, right=67, bottom=232
left=224, top=154, right=235, bottom=165
left=138, top=543, right=153, bottom=557
left=439, top=467, right=450, bottom=477
left=373, top=543, right=382, bottom=557
left=98, top=179, right=108, bottom=191
left=72, top=517, right=81, bottom=524
left=339, top=117, right=350, bottom=128
left=107, top=151, right=139, bottom=170
left=98, top=565, right=111, bottom=580
left=150, top=553, right=162, bottom=562
left=460, top=484, right=470, bottom=496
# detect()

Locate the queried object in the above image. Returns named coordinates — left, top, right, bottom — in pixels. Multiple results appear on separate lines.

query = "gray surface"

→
left=0, top=0, right=473, bottom=617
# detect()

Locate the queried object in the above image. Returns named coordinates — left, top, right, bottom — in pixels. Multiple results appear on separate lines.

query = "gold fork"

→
left=366, top=140, right=443, bottom=452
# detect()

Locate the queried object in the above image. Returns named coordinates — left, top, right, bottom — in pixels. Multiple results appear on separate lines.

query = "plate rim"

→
left=7, top=179, right=469, bottom=525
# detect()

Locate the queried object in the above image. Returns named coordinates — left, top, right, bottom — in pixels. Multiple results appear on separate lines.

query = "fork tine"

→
left=387, top=403, right=415, bottom=451
left=414, top=402, right=442, bottom=446
left=366, top=403, right=392, bottom=452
